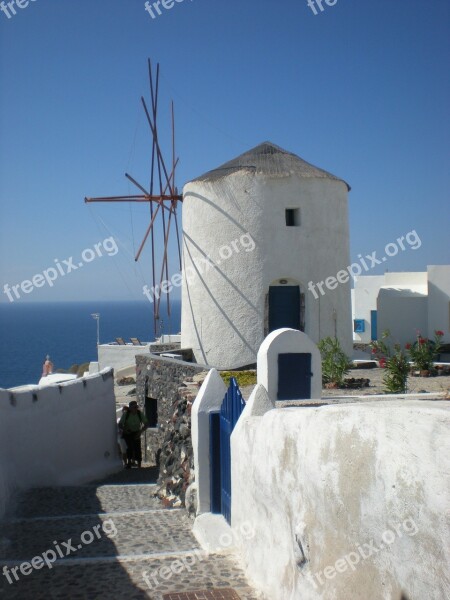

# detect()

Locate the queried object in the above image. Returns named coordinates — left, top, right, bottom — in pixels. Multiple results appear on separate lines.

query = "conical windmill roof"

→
left=191, top=141, right=350, bottom=190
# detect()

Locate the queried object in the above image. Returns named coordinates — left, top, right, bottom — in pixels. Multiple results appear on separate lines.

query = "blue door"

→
left=210, top=378, right=245, bottom=524
left=269, top=285, right=301, bottom=332
left=277, top=352, right=312, bottom=400
left=370, top=310, right=378, bottom=341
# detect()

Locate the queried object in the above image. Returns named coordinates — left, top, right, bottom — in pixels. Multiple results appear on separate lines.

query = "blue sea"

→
left=0, top=301, right=181, bottom=389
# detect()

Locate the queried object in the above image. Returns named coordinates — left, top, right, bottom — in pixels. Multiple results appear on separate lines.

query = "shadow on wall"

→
left=182, top=187, right=262, bottom=368
left=182, top=233, right=259, bottom=365
left=428, top=281, right=450, bottom=344
left=183, top=190, right=251, bottom=234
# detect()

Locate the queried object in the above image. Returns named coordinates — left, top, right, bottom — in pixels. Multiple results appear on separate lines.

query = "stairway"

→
left=0, top=467, right=262, bottom=599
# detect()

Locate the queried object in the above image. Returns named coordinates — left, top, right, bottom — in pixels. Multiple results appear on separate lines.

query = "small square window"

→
left=354, top=319, right=365, bottom=333
left=286, top=208, right=300, bottom=226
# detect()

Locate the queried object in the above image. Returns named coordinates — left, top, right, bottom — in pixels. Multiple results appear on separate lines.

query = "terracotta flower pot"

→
left=420, top=370, right=430, bottom=377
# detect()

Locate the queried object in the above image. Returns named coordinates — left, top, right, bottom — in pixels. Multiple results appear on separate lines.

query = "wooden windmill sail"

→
left=85, top=60, right=182, bottom=335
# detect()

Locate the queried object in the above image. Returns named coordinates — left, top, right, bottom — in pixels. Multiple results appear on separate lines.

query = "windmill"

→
left=85, top=60, right=182, bottom=336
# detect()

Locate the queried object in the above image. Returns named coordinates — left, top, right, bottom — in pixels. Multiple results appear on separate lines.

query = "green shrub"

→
left=219, top=371, right=257, bottom=387
left=382, top=353, right=410, bottom=393
left=318, top=337, right=351, bottom=387
left=406, top=330, right=444, bottom=371
left=371, top=330, right=409, bottom=393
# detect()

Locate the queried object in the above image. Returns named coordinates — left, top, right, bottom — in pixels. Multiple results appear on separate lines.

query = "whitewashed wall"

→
left=257, top=328, right=322, bottom=402
left=378, top=290, right=428, bottom=348
left=384, top=272, right=428, bottom=288
left=98, top=343, right=150, bottom=373
left=231, top=401, right=450, bottom=600
left=191, top=369, right=226, bottom=515
left=352, top=273, right=427, bottom=344
left=352, top=275, right=385, bottom=343
left=0, top=369, right=120, bottom=520
left=427, top=265, right=450, bottom=343
left=181, top=173, right=352, bottom=369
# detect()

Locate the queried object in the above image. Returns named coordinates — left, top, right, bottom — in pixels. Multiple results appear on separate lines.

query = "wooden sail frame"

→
left=85, top=60, right=182, bottom=335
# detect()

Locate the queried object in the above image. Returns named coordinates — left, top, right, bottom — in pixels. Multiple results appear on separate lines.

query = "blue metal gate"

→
left=210, top=377, right=245, bottom=524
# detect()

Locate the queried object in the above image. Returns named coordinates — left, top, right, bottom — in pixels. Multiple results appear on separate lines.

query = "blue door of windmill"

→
left=209, top=377, right=245, bottom=524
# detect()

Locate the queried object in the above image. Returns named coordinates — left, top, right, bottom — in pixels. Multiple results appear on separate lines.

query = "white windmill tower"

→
left=181, top=142, right=352, bottom=369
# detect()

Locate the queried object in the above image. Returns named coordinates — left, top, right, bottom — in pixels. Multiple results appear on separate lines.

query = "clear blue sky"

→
left=0, top=0, right=449, bottom=303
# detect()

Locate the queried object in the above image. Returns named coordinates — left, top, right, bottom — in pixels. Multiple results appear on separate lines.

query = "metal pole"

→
left=91, top=313, right=100, bottom=348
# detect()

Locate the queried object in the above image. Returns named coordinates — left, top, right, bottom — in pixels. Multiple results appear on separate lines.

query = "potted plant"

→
left=406, top=330, right=444, bottom=375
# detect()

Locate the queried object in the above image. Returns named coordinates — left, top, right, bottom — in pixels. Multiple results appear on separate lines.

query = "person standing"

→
left=118, top=401, right=148, bottom=469
left=117, top=405, right=129, bottom=467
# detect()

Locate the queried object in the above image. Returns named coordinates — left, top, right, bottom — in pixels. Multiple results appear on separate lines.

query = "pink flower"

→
left=405, top=343, right=411, bottom=350
left=435, top=330, right=444, bottom=337
left=418, top=338, right=427, bottom=345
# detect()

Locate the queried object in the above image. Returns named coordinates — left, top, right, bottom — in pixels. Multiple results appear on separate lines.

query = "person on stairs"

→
left=119, top=400, right=148, bottom=469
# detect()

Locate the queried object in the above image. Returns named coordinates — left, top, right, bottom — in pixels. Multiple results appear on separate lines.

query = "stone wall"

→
left=136, top=355, right=208, bottom=506
left=149, top=346, right=194, bottom=362
left=353, top=342, right=372, bottom=359
left=149, top=343, right=181, bottom=353
left=353, top=342, right=372, bottom=352
left=156, top=378, right=205, bottom=508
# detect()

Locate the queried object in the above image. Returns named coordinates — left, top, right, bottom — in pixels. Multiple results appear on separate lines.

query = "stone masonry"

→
left=156, top=375, right=206, bottom=509
left=136, top=355, right=208, bottom=506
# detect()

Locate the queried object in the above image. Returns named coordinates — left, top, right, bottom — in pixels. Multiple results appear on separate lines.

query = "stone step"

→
left=88, top=464, right=159, bottom=486
left=0, top=465, right=265, bottom=599
left=0, top=509, right=198, bottom=563
left=10, top=483, right=161, bottom=520
left=0, top=552, right=264, bottom=600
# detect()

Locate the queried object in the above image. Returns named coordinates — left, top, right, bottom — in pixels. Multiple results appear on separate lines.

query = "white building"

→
left=181, top=142, right=352, bottom=369
left=352, top=265, right=450, bottom=350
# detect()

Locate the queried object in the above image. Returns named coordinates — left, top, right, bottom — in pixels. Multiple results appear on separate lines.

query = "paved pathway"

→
left=0, top=467, right=264, bottom=600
